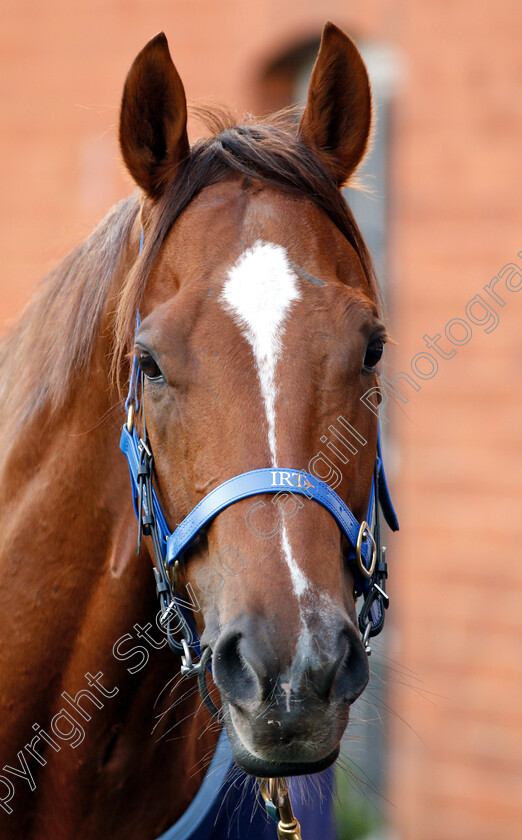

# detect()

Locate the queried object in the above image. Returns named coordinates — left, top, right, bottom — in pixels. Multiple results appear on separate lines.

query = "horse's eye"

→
left=363, top=338, right=384, bottom=371
left=136, top=349, right=162, bottom=380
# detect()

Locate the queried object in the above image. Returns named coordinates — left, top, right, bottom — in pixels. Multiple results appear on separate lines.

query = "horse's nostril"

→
left=335, top=629, right=370, bottom=704
left=301, top=636, right=347, bottom=700
left=212, top=630, right=258, bottom=706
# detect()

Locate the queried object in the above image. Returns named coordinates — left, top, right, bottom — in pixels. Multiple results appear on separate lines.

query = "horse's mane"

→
left=0, top=106, right=379, bottom=431
left=0, top=195, right=140, bottom=431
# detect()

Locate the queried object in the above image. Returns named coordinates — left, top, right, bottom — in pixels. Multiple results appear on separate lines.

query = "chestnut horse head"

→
left=117, top=23, right=384, bottom=777
left=0, top=22, right=395, bottom=837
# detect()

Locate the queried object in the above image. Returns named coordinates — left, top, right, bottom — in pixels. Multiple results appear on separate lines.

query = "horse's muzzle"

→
left=211, top=613, right=369, bottom=775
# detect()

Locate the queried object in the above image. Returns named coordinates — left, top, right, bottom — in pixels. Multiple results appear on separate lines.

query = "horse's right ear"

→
left=298, top=23, right=372, bottom=187
left=119, top=33, right=189, bottom=199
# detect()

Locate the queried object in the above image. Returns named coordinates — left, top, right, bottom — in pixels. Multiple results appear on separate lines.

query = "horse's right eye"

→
left=362, top=338, right=385, bottom=372
left=135, top=349, right=163, bottom=381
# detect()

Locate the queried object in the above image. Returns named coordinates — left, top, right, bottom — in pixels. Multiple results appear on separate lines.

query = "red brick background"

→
left=1, top=2, right=520, bottom=838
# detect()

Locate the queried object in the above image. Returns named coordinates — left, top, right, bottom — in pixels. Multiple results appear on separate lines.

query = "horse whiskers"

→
left=351, top=697, right=386, bottom=731
left=339, top=749, right=393, bottom=804
left=343, top=726, right=377, bottom=743
left=161, top=719, right=217, bottom=746
left=351, top=697, right=385, bottom=721
left=197, top=712, right=222, bottom=742
left=370, top=647, right=425, bottom=681
left=289, top=773, right=329, bottom=808
left=219, top=772, right=258, bottom=834
left=152, top=670, right=185, bottom=710
left=152, top=682, right=201, bottom=726
left=205, top=765, right=254, bottom=831
left=233, top=775, right=255, bottom=830
left=152, top=694, right=200, bottom=735
left=189, top=748, right=238, bottom=784
left=355, top=689, right=427, bottom=745
left=189, top=745, right=220, bottom=777
left=369, top=647, right=444, bottom=702
left=153, top=690, right=204, bottom=741
left=336, top=755, right=388, bottom=816
left=369, top=664, right=442, bottom=701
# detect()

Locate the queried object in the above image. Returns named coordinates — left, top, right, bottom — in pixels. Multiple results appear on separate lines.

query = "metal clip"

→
left=138, top=437, right=152, bottom=459
left=358, top=573, right=390, bottom=650
left=180, top=638, right=194, bottom=676
left=362, top=621, right=373, bottom=655
left=169, top=559, right=179, bottom=593
left=258, top=778, right=302, bottom=840
left=159, top=597, right=181, bottom=627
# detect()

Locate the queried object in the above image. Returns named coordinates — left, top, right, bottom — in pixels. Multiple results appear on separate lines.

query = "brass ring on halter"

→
left=168, top=559, right=179, bottom=592
left=127, top=403, right=135, bottom=432
left=355, top=521, right=377, bottom=579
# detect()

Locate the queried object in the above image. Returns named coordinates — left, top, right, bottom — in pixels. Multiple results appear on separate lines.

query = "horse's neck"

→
left=0, top=360, right=218, bottom=840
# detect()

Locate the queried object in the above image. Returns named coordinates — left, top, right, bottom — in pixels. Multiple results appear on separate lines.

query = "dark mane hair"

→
left=1, top=108, right=379, bottom=429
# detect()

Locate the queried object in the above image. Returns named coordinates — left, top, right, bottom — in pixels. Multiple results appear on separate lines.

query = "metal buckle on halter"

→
left=359, top=583, right=390, bottom=654
left=180, top=644, right=222, bottom=720
left=180, top=640, right=207, bottom=677
left=362, top=621, right=373, bottom=654
left=138, top=437, right=152, bottom=459
left=358, top=546, right=390, bottom=654
left=355, top=520, right=377, bottom=579
left=158, top=595, right=180, bottom=627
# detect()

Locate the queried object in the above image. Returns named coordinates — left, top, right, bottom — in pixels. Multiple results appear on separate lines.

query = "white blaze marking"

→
left=280, top=682, right=292, bottom=713
left=221, top=241, right=301, bottom=465
left=220, top=240, right=311, bottom=650
left=281, top=523, right=308, bottom=596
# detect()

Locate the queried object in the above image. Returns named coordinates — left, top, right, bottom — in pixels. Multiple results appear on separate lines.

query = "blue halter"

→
left=118, top=235, right=399, bottom=840
left=121, top=421, right=394, bottom=570
left=120, top=228, right=398, bottom=662
left=120, top=347, right=398, bottom=656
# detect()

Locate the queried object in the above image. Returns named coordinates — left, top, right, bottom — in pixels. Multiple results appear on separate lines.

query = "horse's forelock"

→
left=113, top=112, right=379, bottom=391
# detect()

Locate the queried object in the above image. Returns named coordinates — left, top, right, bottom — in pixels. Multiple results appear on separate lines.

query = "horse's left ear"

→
left=298, top=22, right=372, bottom=187
left=119, top=32, right=189, bottom=199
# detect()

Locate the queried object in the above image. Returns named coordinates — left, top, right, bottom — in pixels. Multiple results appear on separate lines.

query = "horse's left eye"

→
left=136, top=350, right=163, bottom=380
left=363, top=338, right=384, bottom=371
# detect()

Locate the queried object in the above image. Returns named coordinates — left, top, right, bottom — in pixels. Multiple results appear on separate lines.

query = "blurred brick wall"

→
left=386, top=3, right=522, bottom=839
left=1, top=2, right=520, bottom=839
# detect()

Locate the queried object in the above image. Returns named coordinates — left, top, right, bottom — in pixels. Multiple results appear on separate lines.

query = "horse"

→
left=0, top=21, right=397, bottom=840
